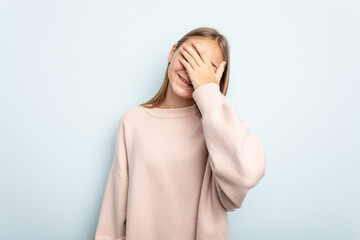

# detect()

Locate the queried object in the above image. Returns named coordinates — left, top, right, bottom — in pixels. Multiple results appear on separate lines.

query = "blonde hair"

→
left=139, top=27, right=230, bottom=108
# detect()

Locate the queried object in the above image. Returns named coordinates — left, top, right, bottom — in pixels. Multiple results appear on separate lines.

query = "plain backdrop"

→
left=1, top=0, right=359, bottom=239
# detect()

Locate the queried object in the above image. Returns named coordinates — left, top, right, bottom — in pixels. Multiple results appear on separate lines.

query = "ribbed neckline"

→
left=141, top=103, right=200, bottom=119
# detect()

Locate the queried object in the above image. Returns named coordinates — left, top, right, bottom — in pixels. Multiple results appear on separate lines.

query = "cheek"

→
left=168, top=53, right=185, bottom=80
left=176, top=58, right=186, bottom=70
left=174, top=52, right=185, bottom=67
left=170, top=61, right=184, bottom=72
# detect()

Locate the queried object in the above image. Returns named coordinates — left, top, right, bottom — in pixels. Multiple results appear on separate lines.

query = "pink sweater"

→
left=95, top=83, right=266, bottom=240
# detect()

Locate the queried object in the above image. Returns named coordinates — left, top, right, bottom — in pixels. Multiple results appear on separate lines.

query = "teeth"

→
left=179, top=75, right=192, bottom=85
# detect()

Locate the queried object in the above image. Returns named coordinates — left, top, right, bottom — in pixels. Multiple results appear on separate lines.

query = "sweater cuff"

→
left=192, top=82, right=225, bottom=114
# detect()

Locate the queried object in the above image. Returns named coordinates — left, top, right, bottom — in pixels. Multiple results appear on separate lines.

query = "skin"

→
left=158, top=37, right=227, bottom=109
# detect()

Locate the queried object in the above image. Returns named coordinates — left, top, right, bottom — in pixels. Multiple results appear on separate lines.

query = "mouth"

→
left=178, top=74, right=193, bottom=87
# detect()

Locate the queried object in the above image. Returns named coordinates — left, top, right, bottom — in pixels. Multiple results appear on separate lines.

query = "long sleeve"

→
left=192, top=83, right=266, bottom=212
left=95, top=117, right=129, bottom=240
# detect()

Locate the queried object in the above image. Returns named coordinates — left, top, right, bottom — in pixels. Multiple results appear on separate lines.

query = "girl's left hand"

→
left=179, top=40, right=227, bottom=90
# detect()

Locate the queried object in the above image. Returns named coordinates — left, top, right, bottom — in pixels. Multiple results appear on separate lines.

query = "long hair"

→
left=139, top=27, right=230, bottom=108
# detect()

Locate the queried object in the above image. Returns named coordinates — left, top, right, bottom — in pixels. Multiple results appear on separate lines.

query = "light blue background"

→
left=1, top=0, right=359, bottom=239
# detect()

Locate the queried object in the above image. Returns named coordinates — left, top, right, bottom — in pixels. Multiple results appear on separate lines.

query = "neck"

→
left=158, top=85, right=196, bottom=109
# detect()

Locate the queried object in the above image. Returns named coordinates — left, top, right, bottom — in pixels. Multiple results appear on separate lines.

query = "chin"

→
left=170, top=76, right=194, bottom=98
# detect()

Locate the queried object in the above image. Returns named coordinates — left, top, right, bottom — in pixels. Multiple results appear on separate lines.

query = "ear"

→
left=167, top=43, right=177, bottom=63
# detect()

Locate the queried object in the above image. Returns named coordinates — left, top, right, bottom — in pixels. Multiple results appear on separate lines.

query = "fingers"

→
left=216, top=61, right=227, bottom=83
left=191, top=40, right=213, bottom=67
left=179, top=56, right=193, bottom=72
left=180, top=46, right=196, bottom=71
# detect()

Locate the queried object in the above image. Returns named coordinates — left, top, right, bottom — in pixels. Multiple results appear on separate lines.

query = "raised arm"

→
left=192, top=83, right=266, bottom=212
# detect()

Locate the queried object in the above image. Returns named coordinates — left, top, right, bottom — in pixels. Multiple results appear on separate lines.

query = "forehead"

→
left=183, top=37, right=223, bottom=67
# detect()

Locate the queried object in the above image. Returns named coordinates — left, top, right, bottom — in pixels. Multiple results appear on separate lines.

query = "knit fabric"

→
left=95, top=83, right=266, bottom=240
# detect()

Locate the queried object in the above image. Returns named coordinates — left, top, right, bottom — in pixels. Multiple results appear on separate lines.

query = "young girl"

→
left=95, top=27, right=266, bottom=240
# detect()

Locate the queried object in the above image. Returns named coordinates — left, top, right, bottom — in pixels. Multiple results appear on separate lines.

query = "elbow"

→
left=244, top=165, right=266, bottom=189
left=242, top=132, right=266, bottom=188
left=240, top=163, right=265, bottom=190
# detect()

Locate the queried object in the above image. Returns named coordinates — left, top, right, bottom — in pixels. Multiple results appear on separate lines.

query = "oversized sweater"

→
left=95, top=82, right=266, bottom=240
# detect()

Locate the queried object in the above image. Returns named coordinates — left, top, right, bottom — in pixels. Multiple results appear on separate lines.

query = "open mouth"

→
left=178, top=74, right=193, bottom=87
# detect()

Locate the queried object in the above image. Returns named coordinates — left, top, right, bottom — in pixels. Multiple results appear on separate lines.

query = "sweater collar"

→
left=141, top=103, right=200, bottom=119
